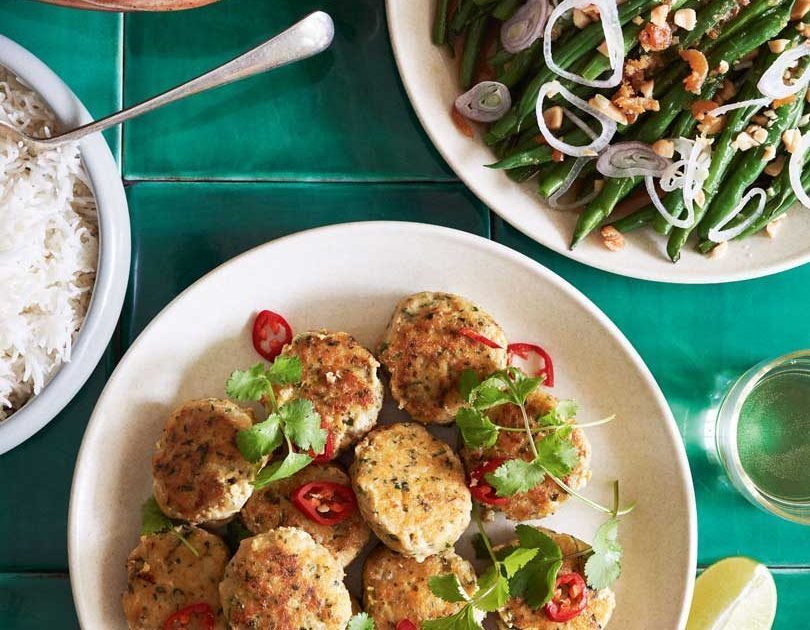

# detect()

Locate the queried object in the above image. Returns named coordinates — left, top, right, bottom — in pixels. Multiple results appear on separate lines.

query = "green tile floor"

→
left=1, top=0, right=809, bottom=627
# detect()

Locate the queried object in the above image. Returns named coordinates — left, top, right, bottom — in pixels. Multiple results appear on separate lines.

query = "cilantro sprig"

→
left=141, top=496, right=199, bottom=557
left=226, top=356, right=326, bottom=487
left=346, top=613, right=375, bottom=630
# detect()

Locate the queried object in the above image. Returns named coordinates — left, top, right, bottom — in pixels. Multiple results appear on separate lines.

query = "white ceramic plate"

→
left=0, top=36, right=130, bottom=454
left=69, top=222, right=696, bottom=629
left=386, top=0, right=810, bottom=283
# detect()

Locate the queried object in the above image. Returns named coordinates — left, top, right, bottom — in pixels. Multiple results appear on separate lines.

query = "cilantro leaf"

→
left=501, top=547, right=539, bottom=577
left=486, top=459, right=546, bottom=497
left=473, top=565, right=509, bottom=612
left=509, top=525, right=563, bottom=609
left=280, top=399, right=326, bottom=452
left=347, top=613, right=375, bottom=630
left=226, top=363, right=271, bottom=402
left=507, top=368, right=542, bottom=405
left=539, top=399, right=578, bottom=426
left=429, top=574, right=469, bottom=603
left=141, top=496, right=173, bottom=535
left=459, top=368, right=480, bottom=401
left=585, top=517, right=623, bottom=589
left=469, top=374, right=513, bottom=410
left=535, top=427, right=580, bottom=478
left=455, top=407, right=499, bottom=449
left=254, top=452, right=312, bottom=489
left=236, top=414, right=283, bottom=462
left=266, top=355, right=302, bottom=385
left=422, top=606, right=483, bottom=630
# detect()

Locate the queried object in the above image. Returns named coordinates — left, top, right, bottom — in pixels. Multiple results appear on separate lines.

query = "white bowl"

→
left=386, top=0, right=810, bottom=283
left=0, top=36, right=130, bottom=455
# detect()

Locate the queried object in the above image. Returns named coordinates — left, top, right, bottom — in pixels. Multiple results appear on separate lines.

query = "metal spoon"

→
left=0, top=11, right=334, bottom=149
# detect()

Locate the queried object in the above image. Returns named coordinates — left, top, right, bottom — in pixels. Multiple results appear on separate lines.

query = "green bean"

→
left=451, top=0, right=477, bottom=34
left=498, top=40, right=543, bottom=87
left=487, top=145, right=554, bottom=169
left=678, top=0, right=739, bottom=49
left=460, top=15, right=489, bottom=90
left=611, top=207, right=658, bottom=233
left=492, top=0, right=522, bottom=21
left=433, top=0, right=451, bottom=45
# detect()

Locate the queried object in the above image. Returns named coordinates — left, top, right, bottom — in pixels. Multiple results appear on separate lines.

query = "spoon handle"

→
left=49, top=11, right=334, bottom=146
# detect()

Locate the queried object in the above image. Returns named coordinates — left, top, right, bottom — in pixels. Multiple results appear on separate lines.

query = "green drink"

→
left=716, top=351, right=810, bottom=524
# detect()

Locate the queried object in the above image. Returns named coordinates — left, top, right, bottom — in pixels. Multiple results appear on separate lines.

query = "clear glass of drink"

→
left=715, top=350, right=810, bottom=525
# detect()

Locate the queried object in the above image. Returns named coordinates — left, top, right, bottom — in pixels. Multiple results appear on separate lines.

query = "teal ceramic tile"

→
left=492, top=218, right=810, bottom=566
left=0, top=1, right=122, bottom=159
left=0, top=347, right=117, bottom=571
left=122, top=0, right=451, bottom=181
left=0, top=573, right=79, bottom=629
left=773, top=570, right=810, bottom=628
left=122, top=181, right=488, bottom=345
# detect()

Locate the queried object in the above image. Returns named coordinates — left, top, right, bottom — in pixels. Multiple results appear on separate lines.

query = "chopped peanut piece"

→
left=708, top=241, right=728, bottom=259
left=735, top=131, right=759, bottom=151
left=632, top=15, right=645, bottom=25
left=600, top=226, right=625, bottom=251
left=762, top=145, right=777, bottom=162
left=782, top=128, right=802, bottom=153
left=650, top=4, right=669, bottom=26
left=694, top=189, right=706, bottom=208
left=597, top=41, right=609, bottom=57
left=764, top=154, right=786, bottom=176
left=594, top=179, right=606, bottom=192
left=768, top=39, right=790, bottom=54
left=791, top=0, right=810, bottom=21
left=766, top=215, right=786, bottom=238
left=652, top=139, right=675, bottom=158
left=680, top=49, right=709, bottom=94
left=573, top=8, right=592, bottom=29
left=589, top=94, right=629, bottom=125
left=748, top=125, right=769, bottom=144
left=543, top=106, right=564, bottom=130
left=639, top=80, right=654, bottom=98
left=699, top=114, right=726, bottom=135
left=673, top=8, right=696, bottom=30
left=715, top=60, right=729, bottom=74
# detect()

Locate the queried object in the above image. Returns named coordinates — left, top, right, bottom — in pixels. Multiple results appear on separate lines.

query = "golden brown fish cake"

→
left=496, top=529, right=616, bottom=630
left=462, top=390, right=591, bottom=521
left=122, top=527, right=229, bottom=630
left=240, top=462, right=371, bottom=567
left=274, top=330, right=383, bottom=454
left=350, top=423, right=472, bottom=560
left=363, top=547, right=477, bottom=627
left=152, top=398, right=261, bottom=524
left=219, top=527, right=352, bottom=629
left=379, top=292, right=508, bottom=424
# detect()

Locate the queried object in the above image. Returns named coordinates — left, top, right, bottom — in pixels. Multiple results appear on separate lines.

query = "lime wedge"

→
left=686, top=557, right=777, bottom=630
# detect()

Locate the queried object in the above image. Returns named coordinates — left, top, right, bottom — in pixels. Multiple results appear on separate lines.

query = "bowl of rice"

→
left=0, top=35, right=129, bottom=455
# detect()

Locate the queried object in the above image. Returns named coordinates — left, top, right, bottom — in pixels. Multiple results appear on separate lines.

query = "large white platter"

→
left=386, top=0, right=810, bottom=283
left=69, top=222, right=696, bottom=629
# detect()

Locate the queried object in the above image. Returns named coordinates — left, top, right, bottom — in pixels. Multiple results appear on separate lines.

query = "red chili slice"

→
left=468, top=458, right=509, bottom=506
left=251, top=310, right=293, bottom=361
left=396, top=620, right=418, bottom=630
left=459, top=327, right=502, bottom=349
left=544, top=572, right=588, bottom=622
left=507, top=342, right=555, bottom=387
left=291, top=481, right=357, bottom=526
left=163, top=602, right=215, bottom=630
left=308, top=429, right=336, bottom=464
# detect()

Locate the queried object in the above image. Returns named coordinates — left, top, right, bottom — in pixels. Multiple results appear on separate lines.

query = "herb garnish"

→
left=141, top=496, right=199, bottom=557
left=347, top=612, right=375, bottom=630
left=226, top=356, right=326, bottom=487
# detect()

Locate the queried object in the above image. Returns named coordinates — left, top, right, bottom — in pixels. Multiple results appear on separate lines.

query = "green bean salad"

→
left=436, top=0, right=810, bottom=261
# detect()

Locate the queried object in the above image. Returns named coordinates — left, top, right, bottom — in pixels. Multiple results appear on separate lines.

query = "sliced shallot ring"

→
left=646, top=175, right=695, bottom=229
left=757, top=43, right=810, bottom=100
left=548, top=158, right=601, bottom=210
left=543, top=0, right=624, bottom=88
left=536, top=80, right=617, bottom=157
left=455, top=81, right=512, bottom=123
left=596, top=141, right=672, bottom=178
left=660, top=159, right=687, bottom=192
left=562, top=108, right=598, bottom=140
left=501, top=0, right=549, bottom=54
left=707, top=187, right=767, bottom=242
left=789, top=131, right=810, bottom=209
left=706, top=97, right=770, bottom=119
left=682, top=137, right=710, bottom=223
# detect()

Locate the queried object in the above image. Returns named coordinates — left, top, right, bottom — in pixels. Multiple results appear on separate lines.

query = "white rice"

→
left=0, top=67, right=98, bottom=421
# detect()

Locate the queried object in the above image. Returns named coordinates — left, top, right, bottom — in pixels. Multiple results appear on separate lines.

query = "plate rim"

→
left=0, top=35, right=130, bottom=454
left=384, top=0, right=810, bottom=284
left=68, top=221, right=697, bottom=629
